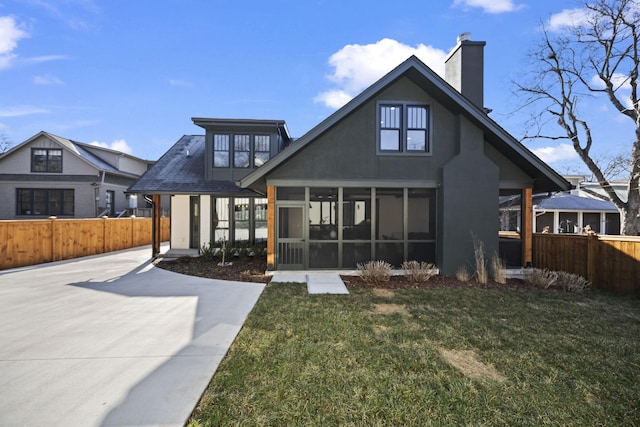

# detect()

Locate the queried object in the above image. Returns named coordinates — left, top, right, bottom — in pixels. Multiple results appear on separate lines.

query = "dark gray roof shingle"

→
left=536, top=194, right=617, bottom=211
left=127, top=135, right=254, bottom=195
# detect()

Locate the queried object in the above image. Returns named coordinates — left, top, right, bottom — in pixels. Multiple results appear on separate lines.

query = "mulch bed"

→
left=156, top=255, right=534, bottom=290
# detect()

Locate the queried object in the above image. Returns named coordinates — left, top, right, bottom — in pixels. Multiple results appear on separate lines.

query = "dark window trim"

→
left=377, top=101, right=431, bottom=156
left=213, top=133, right=271, bottom=169
left=16, top=188, right=75, bottom=217
left=31, top=148, right=63, bottom=173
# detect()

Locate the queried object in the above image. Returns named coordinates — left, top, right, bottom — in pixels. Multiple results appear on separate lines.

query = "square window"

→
left=378, top=104, right=429, bottom=154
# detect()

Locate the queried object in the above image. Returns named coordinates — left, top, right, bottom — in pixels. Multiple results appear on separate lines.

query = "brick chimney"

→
left=444, top=33, right=486, bottom=110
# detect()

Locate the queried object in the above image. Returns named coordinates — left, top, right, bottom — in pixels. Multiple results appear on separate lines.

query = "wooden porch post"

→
left=522, top=187, right=533, bottom=267
left=267, top=185, right=275, bottom=270
left=152, top=194, right=161, bottom=257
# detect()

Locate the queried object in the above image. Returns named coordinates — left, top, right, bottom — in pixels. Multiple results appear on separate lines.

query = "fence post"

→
left=587, top=233, right=597, bottom=284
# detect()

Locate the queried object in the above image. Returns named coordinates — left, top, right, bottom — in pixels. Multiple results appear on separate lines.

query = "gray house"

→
left=129, top=35, right=570, bottom=274
left=0, top=131, right=154, bottom=219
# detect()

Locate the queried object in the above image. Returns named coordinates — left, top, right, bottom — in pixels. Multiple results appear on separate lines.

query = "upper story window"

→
left=378, top=104, right=430, bottom=154
left=213, top=134, right=230, bottom=167
left=31, top=148, right=62, bottom=173
left=213, top=133, right=271, bottom=168
left=254, top=135, right=270, bottom=166
left=234, top=135, right=250, bottom=168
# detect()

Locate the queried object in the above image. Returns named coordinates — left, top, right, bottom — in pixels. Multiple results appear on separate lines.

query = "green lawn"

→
left=188, top=284, right=640, bottom=426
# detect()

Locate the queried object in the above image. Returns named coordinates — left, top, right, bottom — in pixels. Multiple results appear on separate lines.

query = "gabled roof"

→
left=240, top=55, right=570, bottom=193
left=535, top=194, right=618, bottom=211
left=0, top=131, right=145, bottom=179
left=127, top=135, right=254, bottom=195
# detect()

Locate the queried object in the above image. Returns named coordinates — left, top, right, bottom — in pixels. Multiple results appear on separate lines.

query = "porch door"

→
left=190, top=196, right=200, bottom=249
left=277, top=204, right=306, bottom=269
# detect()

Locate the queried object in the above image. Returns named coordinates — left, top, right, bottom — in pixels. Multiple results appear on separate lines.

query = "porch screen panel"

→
left=375, top=188, right=403, bottom=266
left=559, top=212, right=578, bottom=233
left=376, top=188, right=403, bottom=240
left=343, top=188, right=371, bottom=240
left=583, top=213, right=601, bottom=233
left=309, top=188, right=337, bottom=240
left=407, top=189, right=436, bottom=263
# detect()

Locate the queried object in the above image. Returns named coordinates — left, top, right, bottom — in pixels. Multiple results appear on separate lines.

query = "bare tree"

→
left=0, top=132, right=12, bottom=154
left=515, top=0, right=640, bottom=235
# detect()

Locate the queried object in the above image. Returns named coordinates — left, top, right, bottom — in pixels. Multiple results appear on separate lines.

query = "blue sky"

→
left=0, top=0, right=634, bottom=175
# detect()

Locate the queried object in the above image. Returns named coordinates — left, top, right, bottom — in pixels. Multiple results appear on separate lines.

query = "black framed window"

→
left=234, top=135, right=250, bottom=168
left=17, top=188, right=74, bottom=216
left=213, top=134, right=230, bottom=167
left=254, top=135, right=270, bottom=167
left=31, top=148, right=62, bottom=172
left=378, top=103, right=429, bottom=153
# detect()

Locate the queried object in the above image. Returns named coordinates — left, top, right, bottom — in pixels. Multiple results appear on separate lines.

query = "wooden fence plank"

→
left=0, top=217, right=170, bottom=270
left=533, top=233, right=640, bottom=294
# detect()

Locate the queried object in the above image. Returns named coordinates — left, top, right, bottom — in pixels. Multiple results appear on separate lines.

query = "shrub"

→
left=401, top=261, right=437, bottom=283
left=524, top=268, right=590, bottom=293
left=200, top=241, right=216, bottom=260
left=357, top=260, right=392, bottom=285
left=491, top=254, right=507, bottom=284
left=472, top=236, right=488, bottom=284
left=456, top=266, right=470, bottom=282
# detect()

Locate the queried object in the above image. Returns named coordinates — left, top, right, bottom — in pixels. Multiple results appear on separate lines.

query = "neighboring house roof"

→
left=535, top=194, right=618, bottom=211
left=240, top=56, right=570, bottom=193
left=0, top=131, right=146, bottom=179
left=579, top=181, right=632, bottom=204
left=127, top=135, right=254, bottom=195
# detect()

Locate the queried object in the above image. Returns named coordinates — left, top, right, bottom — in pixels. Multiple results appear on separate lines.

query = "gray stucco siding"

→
left=268, top=77, right=460, bottom=183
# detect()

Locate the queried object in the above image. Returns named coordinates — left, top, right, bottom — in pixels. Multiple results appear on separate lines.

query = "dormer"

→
left=192, top=118, right=291, bottom=181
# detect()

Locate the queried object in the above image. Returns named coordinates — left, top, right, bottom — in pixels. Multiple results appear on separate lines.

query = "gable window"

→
left=32, top=148, right=62, bottom=172
left=17, top=188, right=74, bottom=216
left=378, top=104, right=430, bottom=154
left=254, top=135, right=270, bottom=166
left=234, top=135, right=250, bottom=167
left=213, top=134, right=230, bottom=167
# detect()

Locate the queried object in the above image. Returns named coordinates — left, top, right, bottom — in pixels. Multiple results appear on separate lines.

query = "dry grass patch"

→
left=372, top=303, right=411, bottom=316
left=372, top=288, right=396, bottom=298
left=438, top=347, right=506, bottom=382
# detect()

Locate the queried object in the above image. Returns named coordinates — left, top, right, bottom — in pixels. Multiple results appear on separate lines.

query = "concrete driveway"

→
left=0, top=245, right=265, bottom=427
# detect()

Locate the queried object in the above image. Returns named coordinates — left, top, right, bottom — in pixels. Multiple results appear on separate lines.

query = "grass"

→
left=188, top=285, right=640, bottom=426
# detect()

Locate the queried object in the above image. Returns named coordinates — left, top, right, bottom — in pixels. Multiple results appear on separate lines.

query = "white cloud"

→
left=548, top=8, right=593, bottom=32
left=453, top=0, right=524, bottom=14
left=0, top=16, right=29, bottom=69
left=532, top=143, right=578, bottom=163
left=315, top=38, right=448, bottom=109
left=33, top=74, right=63, bottom=85
left=169, top=78, right=193, bottom=87
left=90, top=139, right=133, bottom=154
left=0, top=104, right=49, bottom=117
left=24, top=54, right=70, bottom=64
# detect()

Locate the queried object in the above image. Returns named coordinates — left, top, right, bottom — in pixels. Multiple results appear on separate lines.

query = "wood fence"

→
left=532, top=233, right=640, bottom=294
left=0, top=216, right=170, bottom=270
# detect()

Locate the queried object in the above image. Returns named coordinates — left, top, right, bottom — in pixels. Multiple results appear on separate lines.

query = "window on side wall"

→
left=378, top=103, right=429, bottom=154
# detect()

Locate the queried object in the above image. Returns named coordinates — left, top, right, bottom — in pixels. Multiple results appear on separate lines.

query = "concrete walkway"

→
left=0, top=245, right=264, bottom=427
left=270, top=272, right=349, bottom=294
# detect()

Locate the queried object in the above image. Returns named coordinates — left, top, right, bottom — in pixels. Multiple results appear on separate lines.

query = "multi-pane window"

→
left=213, top=134, right=271, bottom=168
left=254, top=135, right=270, bottom=166
left=17, top=188, right=74, bottom=216
left=379, top=104, right=429, bottom=153
left=31, top=148, right=62, bottom=172
left=234, top=198, right=250, bottom=242
left=213, top=134, right=230, bottom=167
left=234, top=135, right=250, bottom=168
